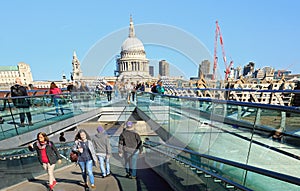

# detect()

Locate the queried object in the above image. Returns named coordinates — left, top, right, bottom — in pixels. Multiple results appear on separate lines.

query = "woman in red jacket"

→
left=29, top=132, right=62, bottom=190
left=49, top=82, right=64, bottom=116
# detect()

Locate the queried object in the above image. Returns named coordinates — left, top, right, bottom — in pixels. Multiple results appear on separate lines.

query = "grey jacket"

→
left=92, top=132, right=111, bottom=155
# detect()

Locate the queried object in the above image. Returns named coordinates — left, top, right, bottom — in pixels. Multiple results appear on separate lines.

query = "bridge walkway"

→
left=2, top=118, right=173, bottom=191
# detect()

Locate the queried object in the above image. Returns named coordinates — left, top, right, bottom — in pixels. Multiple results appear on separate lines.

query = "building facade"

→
left=0, top=62, right=33, bottom=89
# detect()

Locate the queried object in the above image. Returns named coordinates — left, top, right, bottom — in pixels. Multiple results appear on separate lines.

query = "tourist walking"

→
left=131, top=82, right=137, bottom=102
left=79, top=81, right=90, bottom=101
left=118, top=121, right=143, bottom=179
left=10, top=77, right=33, bottom=127
left=105, top=82, right=113, bottom=101
left=59, top=132, right=66, bottom=142
left=156, top=79, right=165, bottom=95
left=125, top=81, right=132, bottom=104
left=28, top=132, right=62, bottom=190
left=73, top=129, right=98, bottom=189
left=150, top=82, right=157, bottom=101
left=69, top=81, right=81, bottom=112
left=92, top=126, right=112, bottom=178
left=49, top=82, right=64, bottom=116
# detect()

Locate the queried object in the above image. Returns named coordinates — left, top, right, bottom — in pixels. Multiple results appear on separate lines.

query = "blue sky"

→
left=0, top=0, right=299, bottom=81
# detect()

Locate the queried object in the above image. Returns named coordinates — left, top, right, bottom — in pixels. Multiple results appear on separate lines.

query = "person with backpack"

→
left=28, top=132, right=62, bottom=190
left=105, top=82, right=113, bottom=102
left=156, top=80, right=165, bottom=95
left=150, top=82, right=157, bottom=101
left=10, top=77, right=33, bottom=127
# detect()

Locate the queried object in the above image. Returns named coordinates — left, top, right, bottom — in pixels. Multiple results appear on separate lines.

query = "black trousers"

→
left=20, top=111, right=32, bottom=123
left=107, top=92, right=112, bottom=101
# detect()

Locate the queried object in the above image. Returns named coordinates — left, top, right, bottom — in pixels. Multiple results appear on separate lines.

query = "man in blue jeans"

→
left=92, top=126, right=111, bottom=178
left=118, top=121, right=143, bottom=179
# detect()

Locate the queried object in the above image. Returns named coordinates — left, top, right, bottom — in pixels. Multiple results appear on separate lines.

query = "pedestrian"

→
left=131, top=82, right=136, bottom=102
left=70, top=81, right=81, bottom=112
left=139, top=82, right=145, bottom=92
left=156, top=80, right=165, bottom=95
left=0, top=116, right=4, bottom=124
left=150, top=82, right=157, bottom=101
left=125, top=81, right=132, bottom=104
left=79, top=81, right=89, bottom=92
left=118, top=121, right=143, bottom=179
left=28, top=132, right=62, bottom=190
left=114, top=81, right=119, bottom=98
left=79, top=81, right=90, bottom=103
left=92, top=126, right=112, bottom=178
left=73, top=129, right=97, bottom=189
left=105, top=82, right=113, bottom=101
left=59, top=132, right=66, bottom=142
left=49, top=82, right=64, bottom=116
left=119, top=83, right=125, bottom=99
left=125, top=80, right=132, bottom=104
left=10, top=77, right=33, bottom=127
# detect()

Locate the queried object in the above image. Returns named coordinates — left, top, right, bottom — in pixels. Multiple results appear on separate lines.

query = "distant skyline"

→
left=0, top=1, right=299, bottom=81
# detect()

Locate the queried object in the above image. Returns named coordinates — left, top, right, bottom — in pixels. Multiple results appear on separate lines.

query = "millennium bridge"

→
left=0, top=88, right=299, bottom=191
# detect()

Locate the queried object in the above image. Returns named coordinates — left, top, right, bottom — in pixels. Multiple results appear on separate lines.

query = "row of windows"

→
left=0, top=74, right=19, bottom=78
left=1, top=78, right=14, bottom=82
left=0, top=71, right=18, bottom=74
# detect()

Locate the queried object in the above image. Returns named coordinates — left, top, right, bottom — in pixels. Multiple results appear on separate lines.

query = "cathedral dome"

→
left=121, top=37, right=145, bottom=52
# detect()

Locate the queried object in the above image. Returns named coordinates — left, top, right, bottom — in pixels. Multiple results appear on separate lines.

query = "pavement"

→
left=3, top=154, right=173, bottom=191
left=3, top=163, right=119, bottom=191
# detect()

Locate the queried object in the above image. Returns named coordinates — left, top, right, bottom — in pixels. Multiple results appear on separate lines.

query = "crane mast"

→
left=213, top=21, right=233, bottom=80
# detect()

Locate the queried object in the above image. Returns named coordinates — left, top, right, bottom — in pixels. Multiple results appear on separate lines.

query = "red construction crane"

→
left=212, top=21, right=233, bottom=80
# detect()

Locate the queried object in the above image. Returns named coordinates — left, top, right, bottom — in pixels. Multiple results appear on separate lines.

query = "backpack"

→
left=151, top=85, right=157, bottom=93
left=11, top=85, right=25, bottom=97
left=11, top=85, right=31, bottom=107
left=106, top=85, right=112, bottom=91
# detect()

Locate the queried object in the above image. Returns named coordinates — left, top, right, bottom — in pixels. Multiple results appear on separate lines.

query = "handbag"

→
left=69, top=151, right=78, bottom=162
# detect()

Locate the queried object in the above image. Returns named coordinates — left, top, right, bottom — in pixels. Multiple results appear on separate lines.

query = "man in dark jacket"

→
left=118, top=121, right=143, bottom=179
left=105, top=82, right=113, bottom=101
left=10, top=77, right=32, bottom=127
left=92, top=126, right=112, bottom=178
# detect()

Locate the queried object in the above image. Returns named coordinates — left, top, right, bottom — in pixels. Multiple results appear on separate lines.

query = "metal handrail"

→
left=144, top=140, right=300, bottom=187
left=144, top=142, right=253, bottom=191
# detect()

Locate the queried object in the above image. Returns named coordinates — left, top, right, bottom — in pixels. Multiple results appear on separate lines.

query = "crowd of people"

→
left=28, top=121, right=142, bottom=190
left=95, top=79, right=164, bottom=104
left=5, top=77, right=165, bottom=128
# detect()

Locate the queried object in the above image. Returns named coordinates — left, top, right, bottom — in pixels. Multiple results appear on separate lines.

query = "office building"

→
left=149, top=66, right=154, bottom=77
left=198, top=60, right=211, bottom=79
left=159, top=60, right=169, bottom=76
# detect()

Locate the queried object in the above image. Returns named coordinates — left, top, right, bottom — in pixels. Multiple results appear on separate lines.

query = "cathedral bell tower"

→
left=72, top=51, right=83, bottom=80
